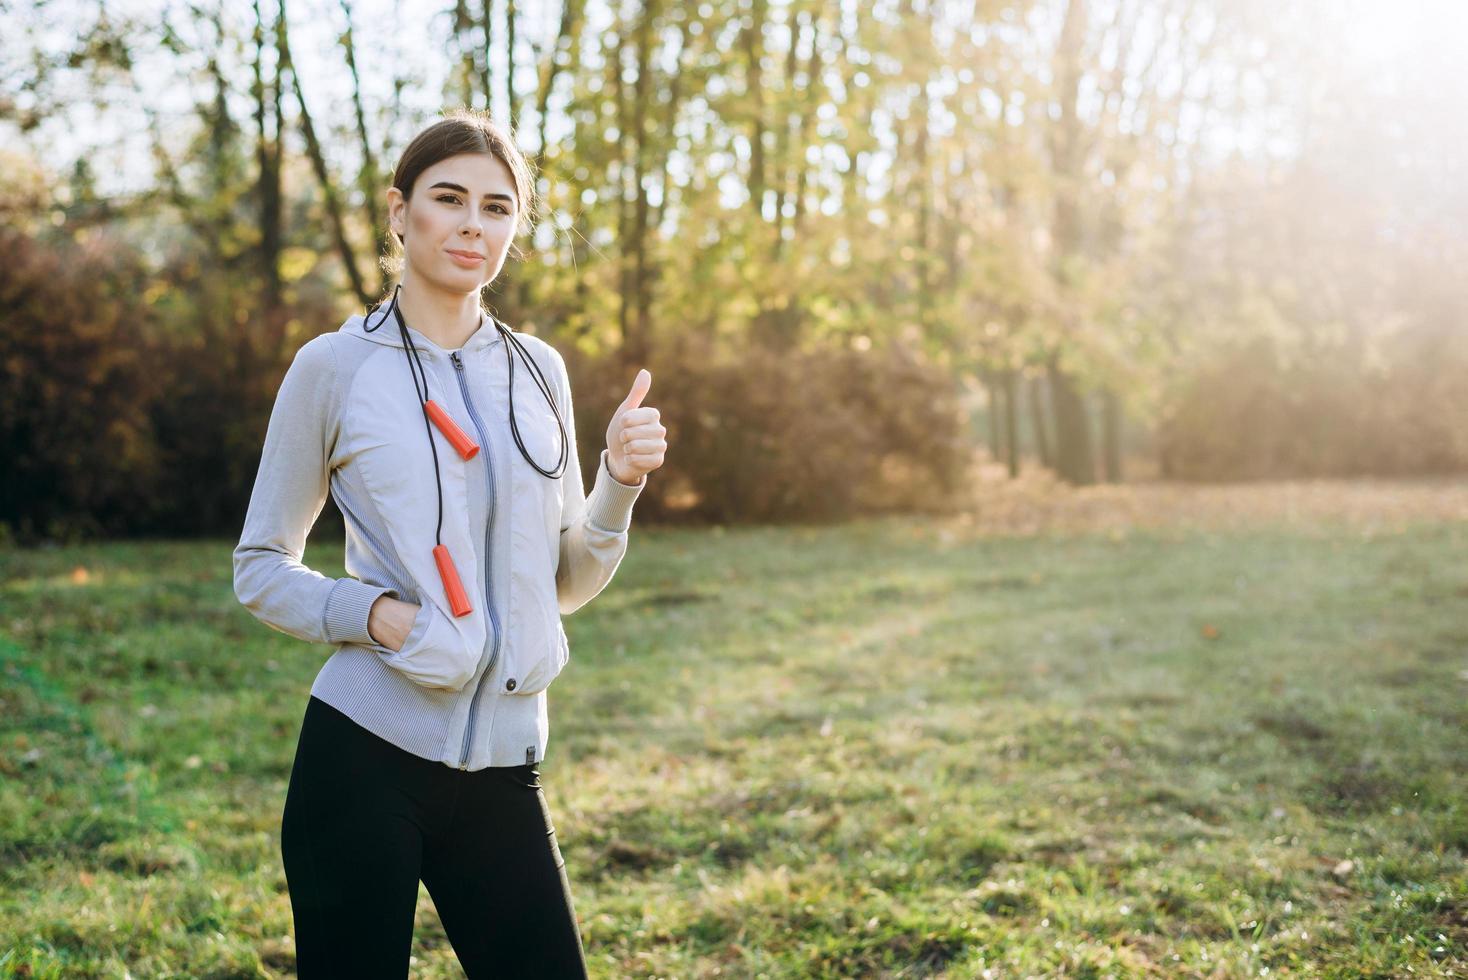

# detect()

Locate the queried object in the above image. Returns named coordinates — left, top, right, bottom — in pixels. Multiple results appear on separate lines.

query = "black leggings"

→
left=280, top=696, right=589, bottom=979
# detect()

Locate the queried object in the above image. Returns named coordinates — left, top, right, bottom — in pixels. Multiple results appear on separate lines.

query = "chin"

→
left=428, top=266, right=490, bottom=296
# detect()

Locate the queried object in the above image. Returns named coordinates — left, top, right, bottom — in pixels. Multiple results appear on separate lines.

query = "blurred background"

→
left=5, top=4, right=1468, bottom=976
left=2, top=0, right=1466, bottom=539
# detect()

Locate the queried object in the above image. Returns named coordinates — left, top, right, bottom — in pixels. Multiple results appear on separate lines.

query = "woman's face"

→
left=387, top=152, right=519, bottom=295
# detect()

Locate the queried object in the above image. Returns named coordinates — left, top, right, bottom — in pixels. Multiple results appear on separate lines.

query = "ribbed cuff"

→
left=586, top=449, right=645, bottom=533
left=324, top=578, right=398, bottom=645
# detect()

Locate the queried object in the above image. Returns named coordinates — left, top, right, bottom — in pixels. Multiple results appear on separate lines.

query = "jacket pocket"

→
left=506, top=618, right=571, bottom=696
left=372, top=600, right=479, bottom=692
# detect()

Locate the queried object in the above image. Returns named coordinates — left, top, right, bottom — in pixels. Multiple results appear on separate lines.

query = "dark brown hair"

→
left=382, top=108, right=539, bottom=279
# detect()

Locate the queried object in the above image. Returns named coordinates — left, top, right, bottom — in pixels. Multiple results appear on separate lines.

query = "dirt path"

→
left=951, top=471, right=1468, bottom=536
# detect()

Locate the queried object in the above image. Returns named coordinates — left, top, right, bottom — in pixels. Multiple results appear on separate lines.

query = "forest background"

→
left=3, top=0, right=1466, bottom=540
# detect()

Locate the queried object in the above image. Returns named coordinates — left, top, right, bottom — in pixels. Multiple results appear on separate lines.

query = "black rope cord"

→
left=363, top=285, right=570, bottom=527
left=364, top=284, right=446, bottom=546
left=493, top=314, right=569, bottom=480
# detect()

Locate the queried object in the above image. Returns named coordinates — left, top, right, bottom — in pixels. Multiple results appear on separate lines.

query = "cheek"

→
left=410, top=209, right=445, bottom=242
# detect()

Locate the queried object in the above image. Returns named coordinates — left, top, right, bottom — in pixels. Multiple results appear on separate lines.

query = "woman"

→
left=233, top=109, right=667, bottom=978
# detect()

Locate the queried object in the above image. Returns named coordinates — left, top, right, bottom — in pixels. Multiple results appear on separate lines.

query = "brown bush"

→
left=0, top=227, right=161, bottom=541
left=0, top=225, right=342, bottom=542
left=561, top=338, right=970, bottom=523
left=1158, top=331, right=1468, bottom=481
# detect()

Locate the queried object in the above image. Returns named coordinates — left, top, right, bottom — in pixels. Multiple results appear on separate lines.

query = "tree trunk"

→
left=339, top=0, right=387, bottom=297
left=743, top=0, right=767, bottom=220
left=280, top=7, right=369, bottom=306
left=1101, top=387, right=1123, bottom=482
left=478, top=0, right=495, bottom=110
left=1003, top=369, right=1020, bottom=478
left=252, top=0, right=282, bottom=311
left=791, top=6, right=821, bottom=243
left=907, top=0, right=931, bottom=336
left=983, top=369, right=1001, bottom=461
left=613, top=26, right=634, bottom=358
left=1029, top=374, right=1053, bottom=470
left=629, top=0, right=655, bottom=366
left=1048, top=352, right=1095, bottom=484
left=772, top=7, right=801, bottom=260
left=743, top=0, right=777, bottom=346
left=506, top=0, right=518, bottom=124
left=651, top=5, right=691, bottom=235
left=1046, top=0, right=1096, bottom=485
left=453, top=0, right=477, bottom=107
left=534, top=0, right=578, bottom=169
left=500, top=0, right=528, bottom=322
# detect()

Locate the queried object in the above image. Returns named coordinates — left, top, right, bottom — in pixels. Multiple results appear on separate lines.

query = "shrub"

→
left=561, top=337, right=970, bottom=523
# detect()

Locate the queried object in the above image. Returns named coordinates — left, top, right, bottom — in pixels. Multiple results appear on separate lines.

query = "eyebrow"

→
left=428, top=181, right=516, bottom=205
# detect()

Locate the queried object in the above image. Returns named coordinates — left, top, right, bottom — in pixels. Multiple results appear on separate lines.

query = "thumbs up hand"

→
left=605, top=368, right=666, bottom=486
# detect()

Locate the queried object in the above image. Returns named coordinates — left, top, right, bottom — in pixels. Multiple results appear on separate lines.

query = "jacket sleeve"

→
left=550, top=347, right=646, bottom=614
left=233, top=335, right=397, bottom=645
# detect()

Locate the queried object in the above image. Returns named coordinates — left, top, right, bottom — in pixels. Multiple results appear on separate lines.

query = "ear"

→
left=386, top=187, right=406, bottom=240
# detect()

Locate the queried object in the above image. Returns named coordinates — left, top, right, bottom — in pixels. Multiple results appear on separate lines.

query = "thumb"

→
left=619, top=368, right=652, bottom=412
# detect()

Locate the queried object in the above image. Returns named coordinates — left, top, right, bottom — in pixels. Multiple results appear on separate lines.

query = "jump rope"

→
left=362, top=282, right=569, bottom=617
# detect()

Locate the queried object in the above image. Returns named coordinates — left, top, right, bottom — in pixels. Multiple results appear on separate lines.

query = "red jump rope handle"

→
left=432, top=544, right=474, bottom=617
left=424, top=399, right=480, bottom=459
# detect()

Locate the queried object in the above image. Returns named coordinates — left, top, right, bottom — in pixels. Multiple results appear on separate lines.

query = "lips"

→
left=447, top=248, right=485, bottom=267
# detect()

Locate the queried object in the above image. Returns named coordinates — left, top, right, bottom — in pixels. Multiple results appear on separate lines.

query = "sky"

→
left=1, top=0, right=551, bottom=198
left=2, top=0, right=1465, bottom=205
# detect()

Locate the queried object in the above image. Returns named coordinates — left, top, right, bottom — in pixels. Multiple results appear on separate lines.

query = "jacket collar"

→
left=338, top=297, right=505, bottom=358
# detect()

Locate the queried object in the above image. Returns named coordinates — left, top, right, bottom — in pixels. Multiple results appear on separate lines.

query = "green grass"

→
left=2, top=510, right=1466, bottom=977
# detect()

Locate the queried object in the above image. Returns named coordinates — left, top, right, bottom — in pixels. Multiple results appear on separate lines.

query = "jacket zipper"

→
left=450, top=349, right=501, bottom=770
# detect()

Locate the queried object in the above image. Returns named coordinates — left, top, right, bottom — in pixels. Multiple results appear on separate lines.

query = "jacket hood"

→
left=338, top=297, right=505, bottom=357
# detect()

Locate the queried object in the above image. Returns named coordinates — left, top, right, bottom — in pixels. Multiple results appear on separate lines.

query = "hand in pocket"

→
left=369, top=598, right=478, bottom=689
left=368, top=595, right=421, bottom=652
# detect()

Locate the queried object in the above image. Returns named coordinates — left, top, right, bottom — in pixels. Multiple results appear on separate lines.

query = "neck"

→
left=395, top=272, right=483, bottom=351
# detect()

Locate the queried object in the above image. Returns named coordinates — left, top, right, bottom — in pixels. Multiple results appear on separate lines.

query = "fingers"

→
left=621, top=439, right=665, bottom=455
left=619, top=421, right=667, bottom=443
left=608, top=380, right=666, bottom=477
left=619, top=406, right=660, bottom=427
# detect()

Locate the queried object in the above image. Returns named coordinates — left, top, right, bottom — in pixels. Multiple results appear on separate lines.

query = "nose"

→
left=459, top=210, right=483, bottom=237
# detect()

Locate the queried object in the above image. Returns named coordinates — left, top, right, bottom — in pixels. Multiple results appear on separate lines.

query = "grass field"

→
left=2, top=481, right=1466, bottom=977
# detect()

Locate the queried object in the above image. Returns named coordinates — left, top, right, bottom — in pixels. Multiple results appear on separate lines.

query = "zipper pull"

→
left=432, top=351, right=479, bottom=458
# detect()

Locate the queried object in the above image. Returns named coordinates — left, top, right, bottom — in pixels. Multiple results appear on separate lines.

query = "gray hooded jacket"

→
left=233, top=309, right=644, bottom=770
